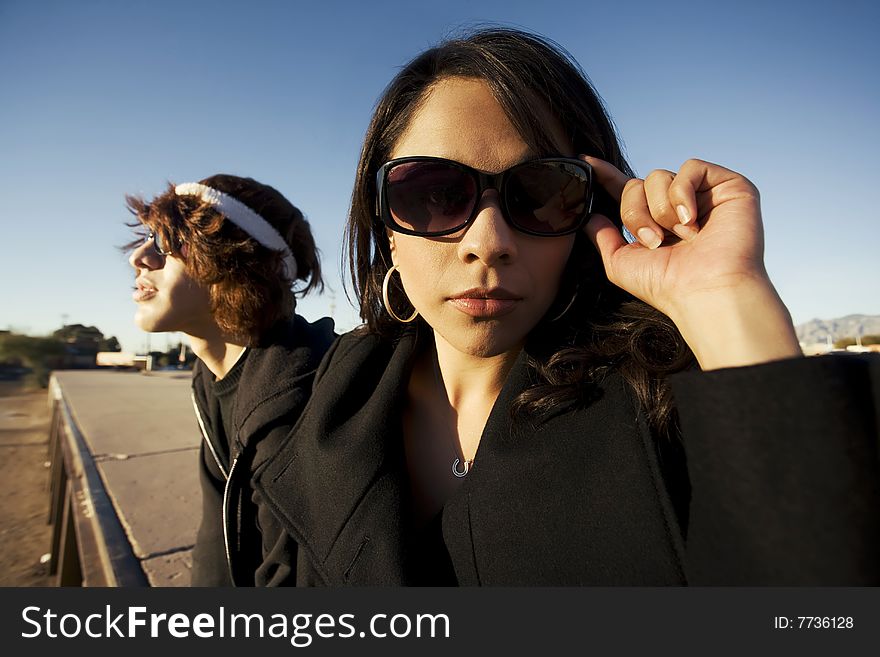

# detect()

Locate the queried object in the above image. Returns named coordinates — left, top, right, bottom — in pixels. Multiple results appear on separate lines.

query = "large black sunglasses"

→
left=376, top=156, right=593, bottom=237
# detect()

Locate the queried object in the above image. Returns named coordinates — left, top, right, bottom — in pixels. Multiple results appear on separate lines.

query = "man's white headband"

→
left=174, top=182, right=298, bottom=281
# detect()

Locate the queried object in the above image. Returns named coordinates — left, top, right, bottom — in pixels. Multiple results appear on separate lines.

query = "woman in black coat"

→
left=253, top=28, right=880, bottom=585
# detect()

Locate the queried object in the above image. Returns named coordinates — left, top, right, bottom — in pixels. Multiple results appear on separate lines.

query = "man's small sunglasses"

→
left=376, top=156, right=593, bottom=237
left=144, top=230, right=176, bottom=256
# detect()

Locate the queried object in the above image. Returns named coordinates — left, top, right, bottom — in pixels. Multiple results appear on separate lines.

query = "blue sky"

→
left=1, top=0, right=877, bottom=352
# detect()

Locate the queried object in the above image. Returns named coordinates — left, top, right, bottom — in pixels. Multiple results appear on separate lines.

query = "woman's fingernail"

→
left=637, top=227, right=662, bottom=249
left=672, top=224, right=698, bottom=242
left=676, top=205, right=691, bottom=225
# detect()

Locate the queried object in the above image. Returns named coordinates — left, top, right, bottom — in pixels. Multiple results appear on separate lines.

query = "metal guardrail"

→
left=46, top=376, right=148, bottom=586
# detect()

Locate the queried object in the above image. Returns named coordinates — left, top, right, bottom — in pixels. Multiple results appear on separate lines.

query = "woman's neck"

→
left=402, top=331, right=523, bottom=523
left=185, top=325, right=247, bottom=380
left=431, top=332, right=522, bottom=411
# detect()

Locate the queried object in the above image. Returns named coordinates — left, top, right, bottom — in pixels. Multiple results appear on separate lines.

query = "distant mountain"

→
left=795, top=314, right=880, bottom=344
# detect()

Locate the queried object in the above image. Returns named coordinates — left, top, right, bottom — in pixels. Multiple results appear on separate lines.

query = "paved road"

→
left=52, top=369, right=201, bottom=586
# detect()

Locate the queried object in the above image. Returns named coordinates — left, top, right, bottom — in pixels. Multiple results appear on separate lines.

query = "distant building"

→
left=96, top=352, right=136, bottom=367
left=845, top=336, right=879, bottom=354
left=800, top=342, right=834, bottom=356
left=799, top=336, right=880, bottom=357
left=800, top=334, right=836, bottom=356
left=96, top=352, right=150, bottom=371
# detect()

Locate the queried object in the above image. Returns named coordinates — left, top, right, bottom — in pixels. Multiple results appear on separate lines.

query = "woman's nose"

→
left=457, top=191, right=518, bottom=265
left=129, top=237, right=164, bottom=271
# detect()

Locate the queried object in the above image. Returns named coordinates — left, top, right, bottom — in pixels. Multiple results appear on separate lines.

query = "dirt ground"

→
left=0, top=380, right=54, bottom=586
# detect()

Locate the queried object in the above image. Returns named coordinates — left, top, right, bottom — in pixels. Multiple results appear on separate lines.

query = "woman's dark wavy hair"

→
left=346, top=27, right=695, bottom=440
left=126, top=174, right=322, bottom=346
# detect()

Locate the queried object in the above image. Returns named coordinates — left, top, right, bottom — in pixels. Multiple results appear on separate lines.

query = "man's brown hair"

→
left=126, top=174, right=322, bottom=345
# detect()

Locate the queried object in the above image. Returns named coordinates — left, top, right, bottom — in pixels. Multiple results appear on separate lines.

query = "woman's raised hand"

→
left=583, top=156, right=802, bottom=370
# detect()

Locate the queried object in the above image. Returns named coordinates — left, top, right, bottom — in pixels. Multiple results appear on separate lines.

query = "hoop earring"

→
left=549, top=287, right=578, bottom=322
left=382, top=265, right=419, bottom=323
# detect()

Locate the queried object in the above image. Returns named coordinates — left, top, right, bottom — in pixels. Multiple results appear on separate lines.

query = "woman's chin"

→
left=133, top=310, right=167, bottom=334
left=435, top=324, right=527, bottom=359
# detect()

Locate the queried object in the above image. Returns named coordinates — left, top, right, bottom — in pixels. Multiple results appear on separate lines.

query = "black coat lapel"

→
left=256, top=330, right=419, bottom=584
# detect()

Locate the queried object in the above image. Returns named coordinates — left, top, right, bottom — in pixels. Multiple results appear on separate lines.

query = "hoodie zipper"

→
left=191, top=391, right=236, bottom=584
left=191, top=392, right=228, bottom=480
left=221, top=455, right=240, bottom=586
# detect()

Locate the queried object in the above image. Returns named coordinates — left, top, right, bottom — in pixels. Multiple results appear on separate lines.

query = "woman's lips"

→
left=448, top=297, right=518, bottom=317
left=133, top=280, right=157, bottom=302
left=132, top=288, right=157, bottom=302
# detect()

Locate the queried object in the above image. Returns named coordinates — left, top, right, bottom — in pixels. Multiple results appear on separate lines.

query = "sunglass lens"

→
left=149, top=230, right=169, bottom=255
left=505, top=162, right=589, bottom=234
left=387, top=161, right=477, bottom=234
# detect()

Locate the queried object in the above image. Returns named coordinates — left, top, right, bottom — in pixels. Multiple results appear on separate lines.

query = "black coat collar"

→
left=192, top=315, right=335, bottom=453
